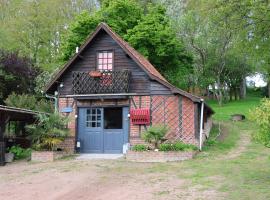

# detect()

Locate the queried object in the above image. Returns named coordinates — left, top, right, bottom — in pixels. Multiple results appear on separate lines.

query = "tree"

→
left=4, top=92, right=54, bottom=113
left=169, top=0, right=252, bottom=105
left=26, top=113, right=70, bottom=151
left=0, top=0, right=98, bottom=71
left=61, top=0, right=143, bottom=60
left=61, top=1, right=192, bottom=89
left=125, top=4, right=193, bottom=89
left=0, top=50, right=38, bottom=102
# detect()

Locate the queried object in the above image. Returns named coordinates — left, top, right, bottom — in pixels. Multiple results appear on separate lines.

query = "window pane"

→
left=108, top=53, right=112, bottom=58
left=104, top=107, right=122, bottom=129
left=99, top=53, right=103, bottom=58
left=108, top=64, right=112, bottom=70
left=91, top=122, right=95, bottom=127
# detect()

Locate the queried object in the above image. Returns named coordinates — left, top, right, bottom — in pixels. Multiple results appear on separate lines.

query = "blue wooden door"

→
left=78, top=107, right=129, bottom=153
left=78, top=108, right=103, bottom=153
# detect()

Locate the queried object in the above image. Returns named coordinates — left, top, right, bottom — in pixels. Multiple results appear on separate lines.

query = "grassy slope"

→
left=188, top=93, right=270, bottom=199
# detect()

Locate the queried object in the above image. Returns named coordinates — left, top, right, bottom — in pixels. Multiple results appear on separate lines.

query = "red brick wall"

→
left=151, top=96, right=180, bottom=139
left=130, top=96, right=151, bottom=145
left=57, top=137, right=75, bottom=153
left=129, top=95, right=197, bottom=146
left=58, top=97, right=76, bottom=137
left=181, top=97, right=197, bottom=145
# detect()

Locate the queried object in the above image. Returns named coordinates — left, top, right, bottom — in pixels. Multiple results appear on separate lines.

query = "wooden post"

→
left=0, top=114, right=6, bottom=166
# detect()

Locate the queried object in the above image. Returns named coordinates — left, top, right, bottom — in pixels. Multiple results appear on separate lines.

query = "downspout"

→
left=45, top=92, right=58, bottom=113
left=199, top=99, right=204, bottom=151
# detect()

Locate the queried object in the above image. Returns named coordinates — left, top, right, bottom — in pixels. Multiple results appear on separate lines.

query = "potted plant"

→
left=26, top=113, right=70, bottom=162
left=142, top=125, right=168, bottom=150
left=6, top=145, right=31, bottom=162
left=5, top=149, right=14, bottom=163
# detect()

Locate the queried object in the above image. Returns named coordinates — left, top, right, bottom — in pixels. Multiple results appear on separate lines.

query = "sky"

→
left=246, top=73, right=267, bottom=87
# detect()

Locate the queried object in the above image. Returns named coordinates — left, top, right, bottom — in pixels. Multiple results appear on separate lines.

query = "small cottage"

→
left=45, top=23, right=213, bottom=154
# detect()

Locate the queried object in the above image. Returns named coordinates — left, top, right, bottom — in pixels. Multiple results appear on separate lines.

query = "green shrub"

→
left=142, top=125, right=168, bottom=149
left=159, top=143, right=173, bottom=151
left=250, top=99, right=270, bottom=147
left=132, top=144, right=147, bottom=151
left=26, top=113, right=70, bottom=151
left=8, top=145, right=31, bottom=160
left=159, top=142, right=198, bottom=151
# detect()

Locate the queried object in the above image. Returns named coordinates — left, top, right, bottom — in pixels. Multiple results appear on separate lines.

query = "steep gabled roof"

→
left=45, top=22, right=202, bottom=102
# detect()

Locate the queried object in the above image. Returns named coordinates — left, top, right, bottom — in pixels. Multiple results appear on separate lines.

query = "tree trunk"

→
left=217, top=78, right=223, bottom=106
left=229, top=88, right=233, bottom=101
left=234, top=88, right=238, bottom=100
left=240, top=78, right=246, bottom=99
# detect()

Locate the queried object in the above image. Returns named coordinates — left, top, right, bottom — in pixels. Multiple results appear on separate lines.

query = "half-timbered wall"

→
left=129, top=95, right=198, bottom=146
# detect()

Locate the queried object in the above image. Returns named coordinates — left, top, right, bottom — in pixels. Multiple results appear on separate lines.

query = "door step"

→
left=76, top=154, right=123, bottom=160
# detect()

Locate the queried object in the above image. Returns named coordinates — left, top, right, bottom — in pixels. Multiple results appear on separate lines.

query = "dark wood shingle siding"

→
left=58, top=30, right=151, bottom=95
left=150, top=81, right=173, bottom=95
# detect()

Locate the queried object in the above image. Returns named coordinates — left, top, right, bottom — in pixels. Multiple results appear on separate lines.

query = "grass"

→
left=207, top=95, right=261, bottom=121
left=176, top=92, right=270, bottom=199
left=178, top=122, right=270, bottom=200
left=202, top=122, right=240, bottom=154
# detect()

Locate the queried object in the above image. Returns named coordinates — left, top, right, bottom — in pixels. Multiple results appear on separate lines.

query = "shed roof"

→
left=0, top=105, right=41, bottom=121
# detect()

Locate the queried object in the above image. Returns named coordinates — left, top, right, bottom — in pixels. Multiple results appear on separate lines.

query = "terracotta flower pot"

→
left=5, top=153, right=14, bottom=163
left=89, top=71, right=102, bottom=78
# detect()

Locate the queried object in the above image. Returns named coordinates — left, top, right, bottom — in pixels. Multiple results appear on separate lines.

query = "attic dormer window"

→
left=97, top=51, right=113, bottom=71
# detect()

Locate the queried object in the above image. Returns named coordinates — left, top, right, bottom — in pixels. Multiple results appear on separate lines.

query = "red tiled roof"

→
left=103, top=23, right=168, bottom=82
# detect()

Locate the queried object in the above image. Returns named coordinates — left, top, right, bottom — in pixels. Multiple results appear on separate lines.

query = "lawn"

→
left=207, top=93, right=262, bottom=121
left=1, top=94, right=269, bottom=200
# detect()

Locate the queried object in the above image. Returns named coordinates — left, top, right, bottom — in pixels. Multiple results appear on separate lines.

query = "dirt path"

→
left=0, top=158, right=224, bottom=200
left=224, top=130, right=251, bottom=159
left=218, top=126, right=251, bottom=160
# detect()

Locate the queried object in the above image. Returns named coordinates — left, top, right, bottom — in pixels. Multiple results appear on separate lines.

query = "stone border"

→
left=125, top=150, right=198, bottom=162
left=31, top=151, right=70, bottom=162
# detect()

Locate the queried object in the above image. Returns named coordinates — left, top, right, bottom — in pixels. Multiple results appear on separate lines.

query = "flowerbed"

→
left=126, top=150, right=197, bottom=162
left=31, top=151, right=69, bottom=162
left=126, top=142, right=198, bottom=162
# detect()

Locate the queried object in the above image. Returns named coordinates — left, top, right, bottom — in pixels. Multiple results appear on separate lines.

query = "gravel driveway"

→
left=0, top=157, right=222, bottom=200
